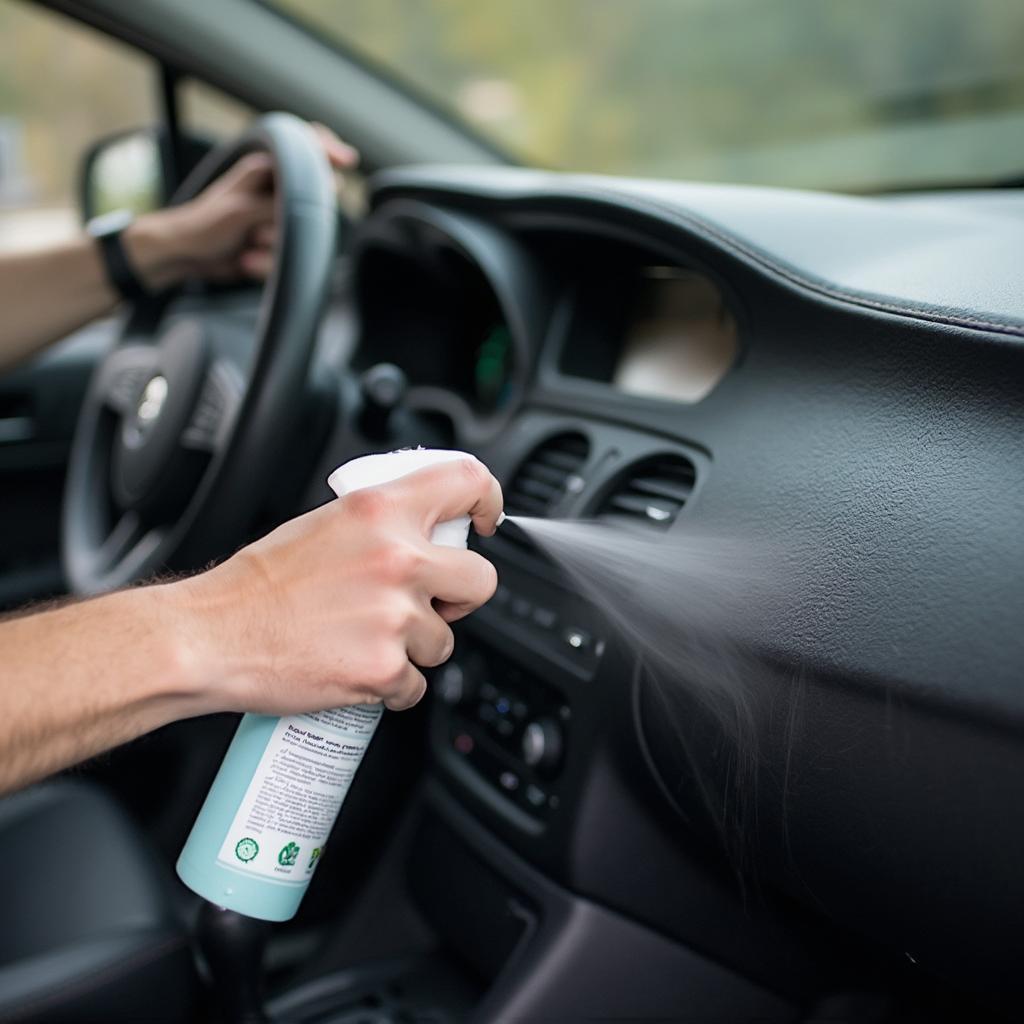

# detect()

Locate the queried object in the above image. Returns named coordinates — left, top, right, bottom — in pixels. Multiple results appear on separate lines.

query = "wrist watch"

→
left=85, top=208, right=150, bottom=302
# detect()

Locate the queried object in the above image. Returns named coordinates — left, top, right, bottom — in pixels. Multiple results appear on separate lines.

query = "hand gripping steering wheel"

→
left=62, top=113, right=337, bottom=594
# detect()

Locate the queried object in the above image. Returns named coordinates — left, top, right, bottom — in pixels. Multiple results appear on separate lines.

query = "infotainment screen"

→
left=612, top=268, right=737, bottom=402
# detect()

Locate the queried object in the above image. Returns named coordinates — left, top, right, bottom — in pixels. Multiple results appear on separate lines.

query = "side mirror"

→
left=79, top=126, right=218, bottom=223
left=79, top=128, right=166, bottom=222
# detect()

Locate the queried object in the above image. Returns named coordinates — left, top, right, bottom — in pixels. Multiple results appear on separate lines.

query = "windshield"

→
left=275, top=0, right=1024, bottom=193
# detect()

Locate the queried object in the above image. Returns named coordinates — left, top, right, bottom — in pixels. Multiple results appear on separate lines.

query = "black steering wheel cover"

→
left=62, top=112, right=338, bottom=593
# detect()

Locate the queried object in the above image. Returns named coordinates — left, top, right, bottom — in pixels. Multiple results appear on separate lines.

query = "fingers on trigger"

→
left=383, top=663, right=427, bottom=712
left=398, top=457, right=504, bottom=537
left=428, top=548, right=498, bottom=612
left=407, top=613, right=455, bottom=670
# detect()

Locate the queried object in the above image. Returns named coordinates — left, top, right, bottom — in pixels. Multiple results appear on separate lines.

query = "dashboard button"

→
left=525, top=784, right=547, bottom=808
left=511, top=596, right=533, bottom=619
left=532, top=606, right=557, bottom=630
left=499, top=771, right=520, bottom=792
left=563, top=627, right=592, bottom=652
left=522, top=718, right=563, bottom=772
left=435, top=662, right=465, bottom=705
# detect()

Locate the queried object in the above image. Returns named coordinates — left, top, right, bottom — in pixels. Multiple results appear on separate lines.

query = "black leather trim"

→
left=0, top=783, right=197, bottom=1023
left=0, top=933, right=191, bottom=1023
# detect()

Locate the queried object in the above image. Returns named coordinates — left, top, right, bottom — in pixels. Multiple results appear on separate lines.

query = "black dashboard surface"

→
left=327, top=168, right=1024, bottom=1011
left=375, top=166, right=1024, bottom=337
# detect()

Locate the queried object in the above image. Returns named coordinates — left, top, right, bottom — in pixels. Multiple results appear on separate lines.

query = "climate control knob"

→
left=521, top=718, right=562, bottom=773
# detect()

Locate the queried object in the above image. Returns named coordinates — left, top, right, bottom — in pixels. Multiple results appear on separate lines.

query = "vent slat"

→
left=518, top=462, right=571, bottom=487
left=596, top=454, right=696, bottom=530
left=514, top=477, right=562, bottom=502
left=627, top=475, right=694, bottom=502
left=505, top=492, right=550, bottom=516
left=506, top=432, right=589, bottom=517
left=607, top=494, right=681, bottom=519
left=598, top=512, right=659, bottom=532
left=535, top=448, right=586, bottom=472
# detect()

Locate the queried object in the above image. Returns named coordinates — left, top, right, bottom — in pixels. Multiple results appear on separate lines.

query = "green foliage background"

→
left=281, top=0, right=1024, bottom=190
left=2, top=0, right=1023, bottom=206
left=0, top=2, right=151, bottom=207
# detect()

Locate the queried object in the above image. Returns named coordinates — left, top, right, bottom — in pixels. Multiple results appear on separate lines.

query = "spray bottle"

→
left=177, top=448, right=477, bottom=921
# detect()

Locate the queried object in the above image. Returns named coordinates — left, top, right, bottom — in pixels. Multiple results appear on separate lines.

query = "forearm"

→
left=0, top=583, right=216, bottom=794
left=0, top=212, right=188, bottom=372
left=0, top=237, right=118, bottom=369
left=0, top=458, right=501, bottom=795
left=0, top=124, right=355, bottom=373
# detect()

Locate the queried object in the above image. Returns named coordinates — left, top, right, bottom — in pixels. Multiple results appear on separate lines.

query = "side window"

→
left=180, top=79, right=256, bottom=143
left=0, top=2, right=156, bottom=252
left=180, top=78, right=367, bottom=218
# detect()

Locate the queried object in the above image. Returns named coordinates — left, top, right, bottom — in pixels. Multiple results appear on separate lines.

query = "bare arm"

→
left=0, top=584, right=209, bottom=792
left=0, top=218, right=183, bottom=369
left=0, top=459, right=502, bottom=795
left=0, top=124, right=357, bottom=372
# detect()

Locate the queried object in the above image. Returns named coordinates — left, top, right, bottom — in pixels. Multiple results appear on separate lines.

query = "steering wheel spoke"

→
left=96, top=344, right=158, bottom=415
left=94, top=511, right=144, bottom=571
left=180, top=359, right=246, bottom=454
left=88, top=512, right=165, bottom=581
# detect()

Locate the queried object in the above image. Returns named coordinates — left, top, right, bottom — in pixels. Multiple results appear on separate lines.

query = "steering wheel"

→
left=62, top=113, right=338, bottom=594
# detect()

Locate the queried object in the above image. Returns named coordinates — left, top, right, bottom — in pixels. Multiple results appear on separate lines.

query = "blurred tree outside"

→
left=280, top=0, right=1024, bottom=191
left=0, top=2, right=154, bottom=248
left=0, top=2, right=257, bottom=251
left=2, top=0, right=1023, bottom=253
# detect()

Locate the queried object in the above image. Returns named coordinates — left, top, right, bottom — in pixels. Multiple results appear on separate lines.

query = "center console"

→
left=430, top=548, right=607, bottom=842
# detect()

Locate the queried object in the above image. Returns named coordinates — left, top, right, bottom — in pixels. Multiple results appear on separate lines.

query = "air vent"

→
left=596, top=454, right=696, bottom=530
left=505, top=432, right=589, bottom=516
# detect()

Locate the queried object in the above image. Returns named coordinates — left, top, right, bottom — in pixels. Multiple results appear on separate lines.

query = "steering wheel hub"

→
left=131, top=375, right=168, bottom=438
left=111, top=319, right=208, bottom=514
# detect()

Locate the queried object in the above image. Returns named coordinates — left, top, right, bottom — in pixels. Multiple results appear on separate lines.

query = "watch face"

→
left=87, top=208, right=134, bottom=238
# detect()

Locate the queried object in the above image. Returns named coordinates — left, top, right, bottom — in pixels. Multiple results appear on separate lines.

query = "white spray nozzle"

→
left=327, top=448, right=478, bottom=549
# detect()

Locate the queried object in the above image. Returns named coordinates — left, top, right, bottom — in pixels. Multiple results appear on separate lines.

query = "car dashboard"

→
left=295, top=166, right=1024, bottom=1020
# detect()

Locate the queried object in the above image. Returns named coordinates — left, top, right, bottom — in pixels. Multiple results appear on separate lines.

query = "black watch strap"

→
left=86, top=209, right=150, bottom=302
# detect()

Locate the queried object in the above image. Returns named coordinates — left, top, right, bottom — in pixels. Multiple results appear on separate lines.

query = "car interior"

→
left=1, top=1, right=1023, bottom=1022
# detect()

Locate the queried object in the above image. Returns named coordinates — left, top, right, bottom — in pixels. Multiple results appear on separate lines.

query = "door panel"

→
left=0, top=321, right=114, bottom=609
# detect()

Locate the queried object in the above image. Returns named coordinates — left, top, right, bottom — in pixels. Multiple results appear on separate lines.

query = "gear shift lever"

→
left=197, top=902, right=270, bottom=1024
left=359, top=362, right=408, bottom=441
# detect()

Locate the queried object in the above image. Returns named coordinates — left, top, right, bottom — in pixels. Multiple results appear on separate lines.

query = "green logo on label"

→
left=235, top=837, right=259, bottom=863
left=308, top=846, right=323, bottom=870
left=278, top=842, right=300, bottom=867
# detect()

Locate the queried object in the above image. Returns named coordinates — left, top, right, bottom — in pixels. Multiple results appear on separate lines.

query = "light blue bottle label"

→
left=213, top=705, right=383, bottom=885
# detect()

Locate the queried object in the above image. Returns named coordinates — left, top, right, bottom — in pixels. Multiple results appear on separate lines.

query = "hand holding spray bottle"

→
left=177, top=448, right=487, bottom=921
